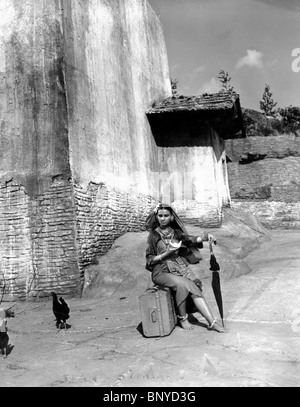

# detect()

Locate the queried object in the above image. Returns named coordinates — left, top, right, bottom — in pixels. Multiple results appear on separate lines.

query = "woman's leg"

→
left=177, top=298, right=194, bottom=330
left=192, top=295, right=226, bottom=333
left=177, top=298, right=187, bottom=316
left=153, top=273, right=194, bottom=330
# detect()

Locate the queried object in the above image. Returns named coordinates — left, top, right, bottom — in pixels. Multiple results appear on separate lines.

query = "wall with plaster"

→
left=0, top=0, right=170, bottom=299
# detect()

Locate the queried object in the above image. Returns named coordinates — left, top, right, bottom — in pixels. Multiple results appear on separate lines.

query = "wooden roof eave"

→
left=146, top=92, right=246, bottom=140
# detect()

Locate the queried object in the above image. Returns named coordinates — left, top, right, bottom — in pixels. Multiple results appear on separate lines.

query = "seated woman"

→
left=145, top=203, right=225, bottom=333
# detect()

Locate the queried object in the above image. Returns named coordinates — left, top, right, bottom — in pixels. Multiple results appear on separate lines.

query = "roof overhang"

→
left=146, top=91, right=245, bottom=146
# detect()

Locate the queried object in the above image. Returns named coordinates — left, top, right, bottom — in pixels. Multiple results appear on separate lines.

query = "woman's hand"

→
left=156, top=246, right=178, bottom=263
left=194, top=278, right=203, bottom=290
left=165, top=245, right=179, bottom=257
left=208, top=233, right=216, bottom=244
left=197, top=233, right=217, bottom=244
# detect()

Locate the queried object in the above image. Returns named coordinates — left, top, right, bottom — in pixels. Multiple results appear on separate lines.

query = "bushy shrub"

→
left=242, top=107, right=300, bottom=136
left=277, top=106, right=300, bottom=133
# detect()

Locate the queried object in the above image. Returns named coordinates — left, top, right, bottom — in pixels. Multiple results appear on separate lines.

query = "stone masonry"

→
left=226, top=134, right=300, bottom=229
left=74, top=182, right=155, bottom=279
left=0, top=178, right=79, bottom=299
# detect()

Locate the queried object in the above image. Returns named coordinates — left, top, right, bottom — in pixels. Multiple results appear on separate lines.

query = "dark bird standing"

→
left=5, top=308, right=15, bottom=319
left=0, top=331, right=9, bottom=358
left=50, top=292, right=70, bottom=329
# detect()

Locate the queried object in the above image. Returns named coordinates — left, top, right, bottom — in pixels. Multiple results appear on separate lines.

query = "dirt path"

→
left=1, top=230, right=299, bottom=387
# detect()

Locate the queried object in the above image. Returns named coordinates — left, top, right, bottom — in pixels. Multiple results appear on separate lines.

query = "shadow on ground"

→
left=1, top=210, right=299, bottom=387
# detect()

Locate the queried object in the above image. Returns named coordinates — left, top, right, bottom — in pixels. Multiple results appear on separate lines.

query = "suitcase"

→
left=139, top=286, right=177, bottom=337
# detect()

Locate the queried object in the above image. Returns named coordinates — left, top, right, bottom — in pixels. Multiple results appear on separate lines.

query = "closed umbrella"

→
left=209, top=239, right=225, bottom=328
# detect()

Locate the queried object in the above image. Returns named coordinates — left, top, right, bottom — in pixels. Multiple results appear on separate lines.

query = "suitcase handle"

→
left=150, top=309, right=157, bottom=323
left=146, top=286, right=159, bottom=293
left=146, top=285, right=167, bottom=293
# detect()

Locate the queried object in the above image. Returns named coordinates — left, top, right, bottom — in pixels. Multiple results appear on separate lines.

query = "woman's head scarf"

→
left=145, top=203, right=187, bottom=233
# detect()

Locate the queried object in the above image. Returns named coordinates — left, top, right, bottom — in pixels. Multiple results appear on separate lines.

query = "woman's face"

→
left=157, top=209, right=172, bottom=228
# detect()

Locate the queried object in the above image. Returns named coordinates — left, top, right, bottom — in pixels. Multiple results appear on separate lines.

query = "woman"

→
left=145, top=203, right=225, bottom=333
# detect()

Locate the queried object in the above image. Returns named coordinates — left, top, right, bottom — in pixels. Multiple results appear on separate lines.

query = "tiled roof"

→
left=146, top=91, right=245, bottom=141
left=146, top=91, right=240, bottom=114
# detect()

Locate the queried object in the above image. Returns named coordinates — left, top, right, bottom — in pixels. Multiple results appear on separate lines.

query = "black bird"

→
left=5, top=308, right=15, bottom=319
left=0, top=331, right=9, bottom=358
left=50, top=292, right=70, bottom=329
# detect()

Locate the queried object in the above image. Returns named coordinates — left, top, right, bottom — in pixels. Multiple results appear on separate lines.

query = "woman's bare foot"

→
left=207, top=320, right=226, bottom=333
left=178, top=315, right=194, bottom=330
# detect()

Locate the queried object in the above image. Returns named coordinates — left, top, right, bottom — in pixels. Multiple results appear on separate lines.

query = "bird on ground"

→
left=50, top=292, right=70, bottom=329
left=5, top=308, right=15, bottom=318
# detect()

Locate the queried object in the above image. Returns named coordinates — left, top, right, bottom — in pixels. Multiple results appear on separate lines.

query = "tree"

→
left=218, top=70, right=234, bottom=92
left=259, top=84, right=277, bottom=117
left=171, top=78, right=178, bottom=96
left=277, top=105, right=300, bottom=132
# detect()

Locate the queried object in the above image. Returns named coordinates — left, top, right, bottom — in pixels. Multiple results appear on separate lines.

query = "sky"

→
left=148, top=0, right=300, bottom=110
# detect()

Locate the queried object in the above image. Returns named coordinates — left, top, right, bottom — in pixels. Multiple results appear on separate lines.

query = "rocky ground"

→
left=0, top=211, right=299, bottom=388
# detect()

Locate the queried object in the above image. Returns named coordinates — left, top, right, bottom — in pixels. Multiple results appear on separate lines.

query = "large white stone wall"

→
left=0, top=0, right=171, bottom=299
left=63, top=0, right=171, bottom=195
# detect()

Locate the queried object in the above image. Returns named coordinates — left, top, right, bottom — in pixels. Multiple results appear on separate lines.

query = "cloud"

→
left=197, top=77, right=221, bottom=94
left=192, top=65, right=206, bottom=75
left=236, top=49, right=264, bottom=70
left=251, top=0, right=300, bottom=12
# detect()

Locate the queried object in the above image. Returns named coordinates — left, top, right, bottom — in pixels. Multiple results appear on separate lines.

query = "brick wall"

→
left=231, top=201, right=300, bottom=229
left=30, top=179, right=79, bottom=298
left=0, top=180, right=33, bottom=300
left=228, top=158, right=300, bottom=201
left=0, top=177, right=157, bottom=300
left=0, top=178, right=80, bottom=300
left=226, top=134, right=300, bottom=229
left=74, top=182, right=155, bottom=278
left=173, top=200, right=223, bottom=228
left=226, top=134, right=300, bottom=161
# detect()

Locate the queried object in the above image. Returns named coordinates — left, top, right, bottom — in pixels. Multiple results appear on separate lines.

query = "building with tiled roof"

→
left=145, top=91, right=245, bottom=226
left=146, top=91, right=245, bottom=146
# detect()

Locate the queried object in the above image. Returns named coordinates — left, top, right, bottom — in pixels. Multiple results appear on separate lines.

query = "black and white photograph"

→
left=0, top=0, right=299, bottom=391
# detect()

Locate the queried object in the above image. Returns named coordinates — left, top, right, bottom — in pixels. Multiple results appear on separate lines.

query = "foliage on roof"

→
left=146, top=91, right=241, bottom=115
left=146, top=91, right=245, bottom=141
